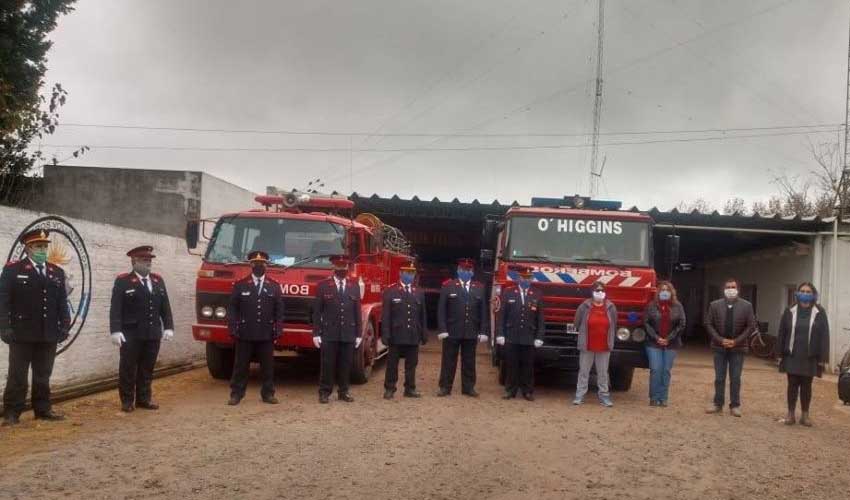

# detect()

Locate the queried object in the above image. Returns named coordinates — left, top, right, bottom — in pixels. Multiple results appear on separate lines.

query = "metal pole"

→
left=589, top=0, right=605, bottom=198
left=840, top=7, right=850, bottom=219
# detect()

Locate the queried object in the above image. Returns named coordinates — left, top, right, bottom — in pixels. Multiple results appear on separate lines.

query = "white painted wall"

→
left=200, top=173, right=257, bottom=221
left=815, top=231, right=850, bottom=370
left=0, top=206, right=204, bottom=396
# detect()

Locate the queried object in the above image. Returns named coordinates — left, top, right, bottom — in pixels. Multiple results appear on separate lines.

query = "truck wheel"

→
left=610, top=366, right=634, bottom=392
left=350, top=323, right=374, bottom=384
left=498, top=359, right=507, bottom=385
left=206, top=343, right=234, bottom=380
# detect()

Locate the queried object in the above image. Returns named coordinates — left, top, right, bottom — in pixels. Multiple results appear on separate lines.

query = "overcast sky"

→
left=39, top=0, right=849, bottom=210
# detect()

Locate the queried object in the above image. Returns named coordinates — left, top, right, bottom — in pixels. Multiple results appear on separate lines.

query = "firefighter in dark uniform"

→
left=382, top=262, right=427, bottom=400
left=436, top=258, right=489, bottom=397
left=109, top=246, right=175, bottom=412
left=227, top=250, right=284, bottom=406
left=312, top=255, right=362, bottom=404
left=496, top=265, right=545, bottom=401
left=0, top=229, right=70, bottom=425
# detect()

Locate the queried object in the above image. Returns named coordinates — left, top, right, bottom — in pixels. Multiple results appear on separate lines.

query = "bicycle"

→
left=748, top=320, right=775, bottom=359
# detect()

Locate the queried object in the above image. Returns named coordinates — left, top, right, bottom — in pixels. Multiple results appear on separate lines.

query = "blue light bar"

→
left=530, top=195, right=622, bottom=211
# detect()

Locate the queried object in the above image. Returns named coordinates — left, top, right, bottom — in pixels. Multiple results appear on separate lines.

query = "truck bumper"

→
left=192, top=324, right=318, bottom=351
left=533, top=345, right=648, bottom=371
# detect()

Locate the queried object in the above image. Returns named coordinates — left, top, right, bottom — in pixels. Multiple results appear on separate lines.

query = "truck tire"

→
left=350, top=323, right=375, bottom=385
left=610, top=366, right=634, bottom=392
left=206, top=343, right=234, bottom=380
left=498, top=359, right=507, bottom=385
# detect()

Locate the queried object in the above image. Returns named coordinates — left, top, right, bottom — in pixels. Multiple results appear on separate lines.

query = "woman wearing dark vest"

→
left=776, top=282, right=829, bottom=427
left=643, top=281, right=686, bottom=407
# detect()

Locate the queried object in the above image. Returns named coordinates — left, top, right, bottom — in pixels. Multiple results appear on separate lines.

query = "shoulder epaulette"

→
left=117, top=272, right=131, bottom=278
left=4, top=260, right=18, bottom=268
left=441, top=279, right=454, bottom=286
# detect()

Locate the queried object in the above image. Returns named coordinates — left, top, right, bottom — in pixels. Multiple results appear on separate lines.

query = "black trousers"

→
left=319, top=341, right=354, bottom=396
left=384, top=344, right=419, bottom=392
left=505, top=342, right=535, bottom=396
left=3, top=342, right=57, bottom=416
left=119, top=338, right=161, bottom=405
left=439, top=338, right=477, bottom=393
left=787, top=373, right=813, bottom=412
left=230, top=340, right=275, bottom=400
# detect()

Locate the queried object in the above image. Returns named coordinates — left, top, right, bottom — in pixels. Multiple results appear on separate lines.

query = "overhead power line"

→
left=44, top=127, right=842, bottom=154
left=58, top=122, right=841, bottom=138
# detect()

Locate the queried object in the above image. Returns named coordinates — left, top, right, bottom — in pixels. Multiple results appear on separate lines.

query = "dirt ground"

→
left=0, top=344, right=848, bottom=500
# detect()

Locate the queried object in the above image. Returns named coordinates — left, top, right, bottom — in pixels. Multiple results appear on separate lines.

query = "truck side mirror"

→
left=482, top=218, right=500, bottom=248
left=186, top=220, right=200, bottom=250
left=480, top=249, right=495, bottom=269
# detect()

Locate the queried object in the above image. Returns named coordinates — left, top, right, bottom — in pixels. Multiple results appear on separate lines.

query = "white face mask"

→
left=724, top=288, right=738, bottom=300
left=592, top=291, right=606, bottom=302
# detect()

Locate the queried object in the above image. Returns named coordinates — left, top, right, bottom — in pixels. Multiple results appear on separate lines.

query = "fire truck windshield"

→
left=504, top=216, right=650, bottom=267
left=205, top=216, right=345, bottom=267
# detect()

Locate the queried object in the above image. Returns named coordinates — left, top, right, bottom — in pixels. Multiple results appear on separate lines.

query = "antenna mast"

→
left=589, top=0, right=606, bottom=198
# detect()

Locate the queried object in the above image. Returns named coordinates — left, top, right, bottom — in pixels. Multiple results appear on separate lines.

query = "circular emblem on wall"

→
left=5, top=216, right=92, bottom=355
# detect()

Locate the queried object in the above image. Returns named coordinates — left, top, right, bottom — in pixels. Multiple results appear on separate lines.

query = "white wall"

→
left=704, top=244, right=814, bottom=339
left=200, top=173, right=257, bottom=221
left=0, top=206, right=204, bottom=396
left=815, top=233, right=850, bottom=370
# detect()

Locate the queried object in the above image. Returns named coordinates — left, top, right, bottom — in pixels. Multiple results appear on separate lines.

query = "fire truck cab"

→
left=185, top=191, right=413, bottom=383
left=482, top=196, right=670, bottom=391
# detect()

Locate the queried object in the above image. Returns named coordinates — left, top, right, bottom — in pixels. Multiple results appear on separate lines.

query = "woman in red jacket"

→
left=573, top=282, right=616, bottom=407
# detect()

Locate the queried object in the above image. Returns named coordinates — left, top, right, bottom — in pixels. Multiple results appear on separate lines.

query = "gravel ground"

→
left=1, top=344, right=848, bottom=500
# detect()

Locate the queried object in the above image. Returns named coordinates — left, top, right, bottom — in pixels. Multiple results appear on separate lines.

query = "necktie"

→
left=142, top=277, right=149, bottom=292
left=256, top=279, right=262, bottom=293
left=36, top=264, right=44, bottom=278
left=338, top=280, right=344, bottom=295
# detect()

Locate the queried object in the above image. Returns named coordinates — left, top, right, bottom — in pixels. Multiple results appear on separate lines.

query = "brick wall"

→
left=0, top=206, right=205, bottom=396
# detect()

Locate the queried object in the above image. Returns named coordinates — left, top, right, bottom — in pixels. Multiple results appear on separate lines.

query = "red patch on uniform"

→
left=24, top=264, right=32, bottom=270
left=4, top=260, right=18, bottom=268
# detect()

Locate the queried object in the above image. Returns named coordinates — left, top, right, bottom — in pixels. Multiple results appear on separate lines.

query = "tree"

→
left=675, top=198, right=714, bottom=214
left=722, top=197, right=747, bottom=215
left=1, top=1, right=81, bottom=204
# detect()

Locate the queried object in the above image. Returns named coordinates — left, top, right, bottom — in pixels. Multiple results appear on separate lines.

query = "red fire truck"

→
left=185, top=192, right=413, bottom=383
left=481, top=196, right=677, bottom=391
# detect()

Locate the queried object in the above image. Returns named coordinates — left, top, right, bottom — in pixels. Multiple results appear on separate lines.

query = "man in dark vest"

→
left=227, top=250, right=284, bottom=406
left=1, top=229, right=71, bottom=425
left=109, top=246, right=174, bottom=412
left=382, top=261, right=427, bottom=400
left=496, top=265, right=544, bottom=401
left=312, top=255, right=362, bottom=404
left=436, top=258, right=489, bottom=397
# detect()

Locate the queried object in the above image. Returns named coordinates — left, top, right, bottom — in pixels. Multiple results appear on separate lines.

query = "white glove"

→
left=355, top=337, right=362, bottom=349
left=312, top=336, right=322, bottom=349
left=111, top=332, right=126, bottom=347
left=496, top=336, right=506, bottom=346
left=162, top=329, right=174, bottom=342
left=534, top=339, right=544, bottom=348
left=477, top=334, right=488, bottom=343
left=437, top=332, right=449, bottom=340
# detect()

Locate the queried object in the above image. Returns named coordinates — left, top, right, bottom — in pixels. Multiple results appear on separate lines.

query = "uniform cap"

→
left=247, top=250, right=270, bottom=262
left=127, top=245, right=155, bottom=259
left=329, top=255, right=350, bottom=269
left=456, top=258, right=475, bottom=269
left=22, top=229, right=50, bottom=246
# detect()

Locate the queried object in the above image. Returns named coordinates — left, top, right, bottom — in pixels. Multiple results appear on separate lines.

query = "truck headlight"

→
left=201, top=306, right=214, bottom=318
left=631, top=328, right=646, bottom=342
left=616, top=328, right=630, bottom=341
left=214, top=306, right=227, bottom=319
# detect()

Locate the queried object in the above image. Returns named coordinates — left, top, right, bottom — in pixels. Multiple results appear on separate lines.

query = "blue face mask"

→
left=796, top=292, right=814, bottom=304
left=458, top=269, right=473, bottom=282
left=658, top=290, right=671, bottom=301
left=400, top=272, right=415, bottom=285
left=518, top=279, right=531, bottom=290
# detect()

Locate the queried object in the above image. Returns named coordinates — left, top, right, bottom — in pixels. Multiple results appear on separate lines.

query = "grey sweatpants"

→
left=575, top=351, right=611, bottom=400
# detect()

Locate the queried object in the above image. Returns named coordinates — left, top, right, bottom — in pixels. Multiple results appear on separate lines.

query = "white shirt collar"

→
left=134, top=272, right=150, bottom=282
left=254, top=275, right=265, bottom=286
left=29, top=257, right=43, bottom=269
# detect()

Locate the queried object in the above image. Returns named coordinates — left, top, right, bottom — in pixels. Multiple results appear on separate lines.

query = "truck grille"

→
left=283, top=297, right=314, bottom=324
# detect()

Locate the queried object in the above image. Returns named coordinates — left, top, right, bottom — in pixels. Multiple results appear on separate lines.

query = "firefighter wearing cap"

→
left=312, top=255, right=362, bottom=404
left=436, top=258, right=490, bottom=397
left=381, top=262, right=427, bottom=400
left=109, top=246, right=175, bottom=412
left=227, top=250, right=284, bottom=406
left=496, top=266, right=545, bottom=401
left=0, top=229, right=71, bottom=425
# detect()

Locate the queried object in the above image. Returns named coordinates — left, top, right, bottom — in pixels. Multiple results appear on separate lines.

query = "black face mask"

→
left=251, top=264, right=266, bottom=277
left=334, top=269, right=347, bottom=279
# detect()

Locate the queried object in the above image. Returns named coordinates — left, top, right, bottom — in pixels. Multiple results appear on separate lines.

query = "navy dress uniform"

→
left=0, top=229, right=71, bottom=425
left=437, top=258, right=490, bottom=397
left=381, top=262, right=427, bottom=399
left=109, top=246, right=174, bottom=411
left=227, top=250, right=284, bottom=405
left=496, top=266, right=545, bottom=401
left=312, top=255, right=362, bottom=403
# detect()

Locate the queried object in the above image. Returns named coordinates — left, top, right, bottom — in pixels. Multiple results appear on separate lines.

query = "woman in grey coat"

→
left=573, top=281, right=617, bottom=407
left=776, top=282, right=829, bottom=427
